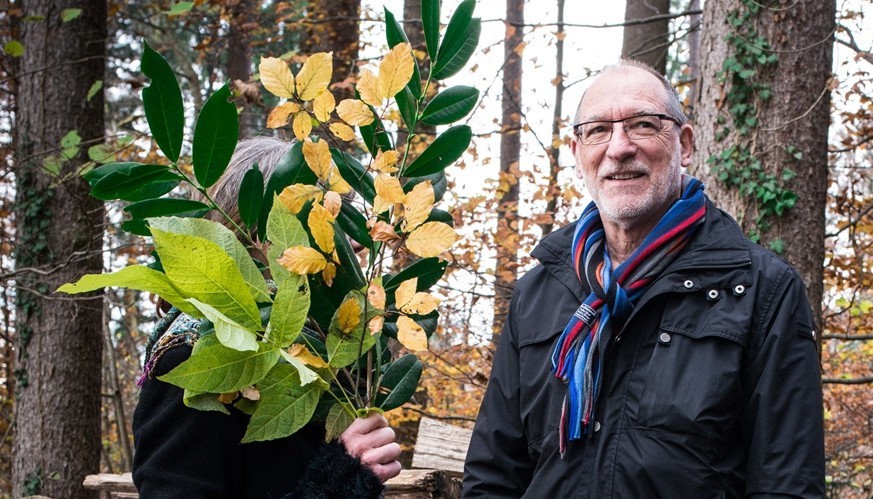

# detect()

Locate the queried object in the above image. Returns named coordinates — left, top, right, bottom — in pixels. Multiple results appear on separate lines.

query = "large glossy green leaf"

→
left=193, top=84, right=239, bottom=188
left=395, top=87, right=418, bottom=130
left=403, top=171, right=448, bottom=203
left=329, top=149, right=375, bottom=203
left=384, top=258, right=448, bottom=304
left=359, top=111, right=394, bottom=157
left=383, top=7, right=422, bottom=99
left=123, top=198, right=211, bottom=236
left=421, top=86, right=479, bottom=126
left=141, top=41, right=184, bottom=162
left=258, top=142, right=315, bottom=240
left=376, top=354, right=422, bottom=410
left=57, top=265, right=201, bottom=317
left=269, top=276, right=310, bottom=348
left=332, top=226, right=366, bottom=290
left=242, top=363, right=324, bottom=442
left=422, top=0, right=440, bottom=62
left=159, top=334, right=280, bottom=393
left=238, top=164, right=264, bottom=230
left=149, top=217, right=271, bottom=304
left=432, top=0, right=480, bottom=80
left=403, top=125, right=471, bottom=177
left=90, top=163, right=183, bottom=201
left=151, top=227, right=263, bottom=329
left=337, top=199, right=373, bottom=248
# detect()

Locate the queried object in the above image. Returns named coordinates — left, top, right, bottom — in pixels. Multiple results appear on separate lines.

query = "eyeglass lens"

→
left=577, top=115, right=666, bottom=145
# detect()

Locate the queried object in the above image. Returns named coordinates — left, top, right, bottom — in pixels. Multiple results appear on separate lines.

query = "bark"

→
left=226, top=0, right=258, bottom=138
left=622, top=0, right=671, bottom=74
left=298, top=0, right=361, bottom=104
left=692, top=0, right=835, bottom=333
left=493, top=0, right=524, bottom=343
left=540, top=0, right=565, bottom=237
left=11, top=1, right=105, bottom=498
left=686, top=0, right=702, bottom=120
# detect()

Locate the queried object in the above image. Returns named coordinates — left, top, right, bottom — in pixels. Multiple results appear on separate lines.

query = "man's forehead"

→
left=578, top=68, right=666, bottom=120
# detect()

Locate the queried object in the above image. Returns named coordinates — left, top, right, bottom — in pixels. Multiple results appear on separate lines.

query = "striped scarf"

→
left=550, top=175, right=706, bottom=454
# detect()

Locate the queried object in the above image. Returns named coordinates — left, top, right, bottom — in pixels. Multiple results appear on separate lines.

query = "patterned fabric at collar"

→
left=137, top=308, right=201, bottom=387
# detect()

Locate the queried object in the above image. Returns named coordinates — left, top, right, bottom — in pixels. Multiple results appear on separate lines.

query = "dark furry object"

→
left=283, top=440, right=384, bottom=499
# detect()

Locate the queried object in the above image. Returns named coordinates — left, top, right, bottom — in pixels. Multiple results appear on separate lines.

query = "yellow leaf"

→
left=312, top=89, right=336, bottom=122
left=378, top=43, right=414, bottom=100
left=259, top=56, right=295, bottom=98
left=329, top=122, right=356, bottom=141
left=368, top=282, right=386, bottom=309
left=287, top=343, right=329, bottom=369
left=369, top=220, right=399, bottom=243
left=336, top=99, right=375, bottom=126
left=395, top=278, right=418, bottom=312
left=327, top=165, right=353, bottom=194
left=397, top=315, right=428, bottom=351
left=322, top=191, right=342, bottom=218
left=218, top=391, right=238, bottom=404
left=277, top=246, right=327, bottom=274
left=403, top=181, right=435, bottom=232
left=405, top=222, right=457, bottom=258
left=374, top=174, right=405, bottom=214
left=292, top=111, right=312, bottom=140
left=266, top=102, right=302, bottom=129
left=278, top=183, right=323, bottom=214
left=368, top=315, right=384, bottom=335
left=296, top=52, right=333, bottom=101
left=302, top=138, right=332, bottom=180
left=402, top=291, right=441, bottom=316
left=373, top=150, right=399, bottom=173
left=357, top=69, right=382, bottom=107
left=322, top=262, right=336, bottom=287
left=336, top=297, right=362, bottom=334
left=308, top=203, right=336, bottom=254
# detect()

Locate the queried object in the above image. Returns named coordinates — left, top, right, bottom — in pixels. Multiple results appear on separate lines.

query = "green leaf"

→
left=151, top=227, right=263, bottom=329
left=165, top=1, right=195, bottom=15
left=421, top=0, right=440, bottom=62
left=89, top=163, right=180, bottom=201
left=376, top=354, right=422, bottom=410
left=332, top=226, right=367, bottom=290
left=337, top=199, right=373, bottom=248
left=266, top=194, right=311, bottom=288
left=238, top=164, right=264, bottom=229
left=327, top=292, right=376, bottom=368
left=3, top=40, right=24, bottom=57
left=269, top=276, right=310, bottom=348
left=159, top=334, right=279, bottom=393
left=42, top=156, right=62, bottom=176
left=60, top=8, right=82, bottom=22
left=359, top=112, right=394, bottom=157
left=329, top=149, right=376, bottom=203
left=61, top=130, right=81, bottom=149
left=258, top=142, right=316, bottom=240
left=394, top=86, right=418, bottom=130
left=432, top=0, right=480, bottom=80
left=87, top=144, right=115, bottom=164
left=278, top=348, right=319, bottom=386
left=403, top=125, right=471, bottom=177
left=149, top=217, right=271, bottom=305
left=193, top=84, right=239, bottom=188
left=56, top=265, right=201, bottom=317
left=86, top=80, right=103, bottom=101
left=421, top=85, right=479, bottom=125
left=404, top=171, right=447, bottom=202
left=324, top=402, right=354, bottom=441
left=122, top=198, right=210, bottom=236
left=242, top=363, right=324, bottom=442
left=183, top=390, right=230, bottom=414
left=384, top=258, right=448, bottom=305
left=142, top=41, right=185, bottom=162
left=187, top=298, right=259, bottom=352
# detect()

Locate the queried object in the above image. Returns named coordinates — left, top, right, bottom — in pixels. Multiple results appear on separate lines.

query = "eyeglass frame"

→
left=571, top=113, right=681, bottom=145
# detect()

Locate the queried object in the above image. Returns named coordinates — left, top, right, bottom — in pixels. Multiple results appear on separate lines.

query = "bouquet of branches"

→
left=60, top=0, right=480, bottom=443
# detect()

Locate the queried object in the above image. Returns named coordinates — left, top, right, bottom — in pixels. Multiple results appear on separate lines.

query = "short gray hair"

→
left=574, top=58, right=687, bottom=126
left=205, top=136, right=294, bottom=230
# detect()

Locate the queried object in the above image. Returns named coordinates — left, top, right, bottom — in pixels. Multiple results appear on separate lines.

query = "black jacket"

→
left=463, top=200, right=825, bottom=498
left=132, top=334, right=383, bottom=498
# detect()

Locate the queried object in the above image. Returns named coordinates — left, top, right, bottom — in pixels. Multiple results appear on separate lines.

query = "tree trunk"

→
left=692, top=0, right=835, bottom=333
left=227, top=0, right=258, bottom=138
left=622, top=0, right=671, bottom=74
left=298, top=0, right=361, bottom=104
left=686, top=0, right=702, bottom=120
left=493, top=0, right=524, bottom=343
left=540, top=0, right=566, bottom=237
left=12, top=1, right=106, bottom=498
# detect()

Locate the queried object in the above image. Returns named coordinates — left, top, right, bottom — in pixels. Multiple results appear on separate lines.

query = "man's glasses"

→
left=572, top=114, right=680, bottom=145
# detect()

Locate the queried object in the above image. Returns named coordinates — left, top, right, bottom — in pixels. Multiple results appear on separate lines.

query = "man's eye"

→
left=629, top=118, right=658, bottom=130
left=585, top=124, right=609, bottom=136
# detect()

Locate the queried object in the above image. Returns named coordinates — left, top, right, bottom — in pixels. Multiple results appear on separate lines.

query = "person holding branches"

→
left=463, top=59, right=825, bottom=498
left=132, top=137, right=402, bottom=498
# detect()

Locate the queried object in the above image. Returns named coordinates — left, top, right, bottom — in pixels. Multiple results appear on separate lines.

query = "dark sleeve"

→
left=282, top=440, right=383, bottom=499
left=463, top=291, right=534, bottom=497
left=742, top=267, right=825, bottom=498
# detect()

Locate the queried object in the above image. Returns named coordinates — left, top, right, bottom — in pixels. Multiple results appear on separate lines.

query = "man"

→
left=463, top=60, right=825, bottom=498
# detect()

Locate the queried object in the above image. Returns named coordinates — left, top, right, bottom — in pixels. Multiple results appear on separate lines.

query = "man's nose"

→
left=604, top=123, right=638, bottom=161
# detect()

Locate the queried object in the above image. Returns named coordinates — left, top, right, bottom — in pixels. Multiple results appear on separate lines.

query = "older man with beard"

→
left=462, top=59, right=825, bottom=498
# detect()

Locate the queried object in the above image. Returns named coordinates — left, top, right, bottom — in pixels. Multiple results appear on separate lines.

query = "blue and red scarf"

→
left=550, top=175, right=706, bottom=454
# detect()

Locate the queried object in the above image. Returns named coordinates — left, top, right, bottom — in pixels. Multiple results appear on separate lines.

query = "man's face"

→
left=571, top=67, right=693, bottom=228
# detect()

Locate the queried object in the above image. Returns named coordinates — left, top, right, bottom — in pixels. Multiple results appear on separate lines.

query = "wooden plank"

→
left=82, top=473, right=137, bottom=493
left=410, top=417, right=472, bottom=474
left=385, top=469, right=461, bottom=498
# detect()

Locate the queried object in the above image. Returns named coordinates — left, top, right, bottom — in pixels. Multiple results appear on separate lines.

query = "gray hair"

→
left=574, top=58, right=687, bottom=126
left=205, top=136, right=294, bottom=230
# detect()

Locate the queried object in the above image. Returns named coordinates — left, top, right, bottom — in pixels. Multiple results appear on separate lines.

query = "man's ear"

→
left=571, top=139, right=584, bottom=179
left=679, top=124, right=694, bottom=167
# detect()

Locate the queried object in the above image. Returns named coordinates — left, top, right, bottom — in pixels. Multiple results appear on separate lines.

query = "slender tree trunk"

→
left=692, top=0, right=835, bottom=333
left=540, top=0, right=565, bottom=237
left=12, top=1, right=106, bottom=498
left=227, top=0, right=258, bottom=138
left=686, top=0, right=702, bottom=120
left=493, top=0, right=524, bottom=343
left=299, top=0, right=361, bottom=103
left=622, top=0, right=671, bottom=73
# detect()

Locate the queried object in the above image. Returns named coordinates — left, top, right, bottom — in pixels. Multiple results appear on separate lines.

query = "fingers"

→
left=340, top=413, right=403, bottom=483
